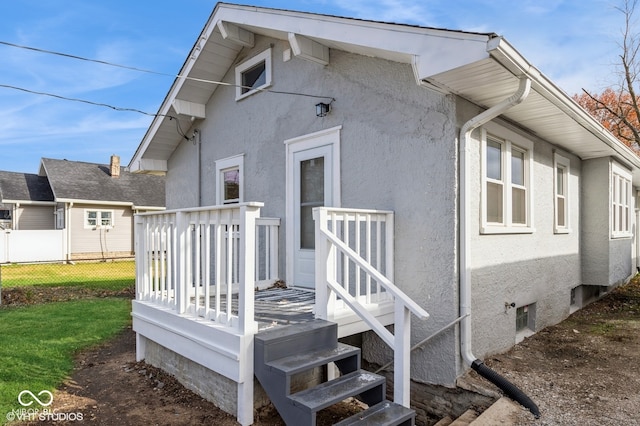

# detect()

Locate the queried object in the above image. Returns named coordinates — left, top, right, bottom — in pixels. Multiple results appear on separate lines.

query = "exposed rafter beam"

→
left=217, top=21, right=255, bottom=47
left=287, top=33, right=329, bottom=66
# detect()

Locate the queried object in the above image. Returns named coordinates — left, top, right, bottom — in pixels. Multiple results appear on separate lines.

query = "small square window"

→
left=215, top=154, right=244, bottom=205
left=235, top=49, right=272, bottom=100
left=515, top=303, right=536, bottom=343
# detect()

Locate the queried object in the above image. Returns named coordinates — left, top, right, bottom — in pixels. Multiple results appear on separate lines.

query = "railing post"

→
left=175, top=210, right=189, bottom=314
left=238, top=204, right=260, bottom=335
left=386, top=211, right=394, bottom=282
left=314, top=208, right=329, bottom=320
left=394, top=301, right=411, bottom=407
left=134, top=214, right=145, bottom=300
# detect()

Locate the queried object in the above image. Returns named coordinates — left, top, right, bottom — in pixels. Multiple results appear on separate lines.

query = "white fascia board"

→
left=214, top=4, right=491, bottom=82
left=56, top=199, right=134, bottom=207
left=2, top=200, right=56, bottom=206
left=488, top=37, right=640, bottom=176
left=132, top=205, right=166, bottom=211
left=129, top=12, right=219, bottom=170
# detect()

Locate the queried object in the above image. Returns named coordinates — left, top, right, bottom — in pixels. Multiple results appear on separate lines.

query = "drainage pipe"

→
left=459, top=77, right=539, bottom=418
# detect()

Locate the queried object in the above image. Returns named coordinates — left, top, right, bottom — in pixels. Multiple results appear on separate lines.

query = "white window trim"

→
left=611, top=161, right=633, bottom=239
left=215, top=154, right=244, bottom=205
left=554, top=153, right=571, bottom=234
left=235, top=48, right=272, bottom=101
left=481, top=128, right=535, bottom=234
left=84, top=209, right=114, bottom=229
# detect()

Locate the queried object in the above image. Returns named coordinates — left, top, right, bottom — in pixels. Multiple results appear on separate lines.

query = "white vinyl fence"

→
left=0, top=230, right=66, bottom=263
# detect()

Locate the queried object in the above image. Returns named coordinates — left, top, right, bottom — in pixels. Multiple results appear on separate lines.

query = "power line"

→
left=0, top=39, right=335, bottom=101
left=0, top=83, right=163, bottom=117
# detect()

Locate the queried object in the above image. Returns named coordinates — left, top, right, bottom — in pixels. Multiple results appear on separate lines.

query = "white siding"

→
left=69, top=204, right=133, bottom=257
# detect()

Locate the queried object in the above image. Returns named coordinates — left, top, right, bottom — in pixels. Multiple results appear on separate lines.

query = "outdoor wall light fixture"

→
left=315, top=102, right=331, bottom=117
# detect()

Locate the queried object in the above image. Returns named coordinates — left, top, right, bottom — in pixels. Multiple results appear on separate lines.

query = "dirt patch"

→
left=6, top=276, right=640, bottom=425
left=467, top=277, right=640, bottom=425
left=1, top=285, right=134, bottom=306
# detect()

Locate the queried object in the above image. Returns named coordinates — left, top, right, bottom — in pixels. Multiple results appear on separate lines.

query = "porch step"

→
left=289, top=370, right=385, bottom=412
left=255, top=319, right=416, bottom=426
left=334, top=401, right=415, bottom=426
left=266, top=343, right=360, bottom=377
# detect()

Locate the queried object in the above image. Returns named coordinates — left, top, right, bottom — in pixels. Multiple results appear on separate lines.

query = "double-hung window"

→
left=554, top=154, right=570, bottom=233
left=215, top=154, right=244, bottom=205
left=85, top=209, right=113, bottom=228
left=481, top=131, right=534, bottom=233
left=611, top=162, right=632, bottom=238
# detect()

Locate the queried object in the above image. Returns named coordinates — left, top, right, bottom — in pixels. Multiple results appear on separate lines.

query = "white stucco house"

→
left=129, top=3, right=640, bottom=424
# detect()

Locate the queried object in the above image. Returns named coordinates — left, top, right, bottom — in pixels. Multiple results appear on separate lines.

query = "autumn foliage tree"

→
left=574, top=0, right=640, bottom=153
left=573, top=89, right=640, bottom=151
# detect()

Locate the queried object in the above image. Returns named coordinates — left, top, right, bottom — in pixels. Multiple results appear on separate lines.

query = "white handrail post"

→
left=394, top=301, right=411, bottom=407
left=175, top=210, right=189, bottom=314
left=314, top=207, right=329, bottom=319
left=238, top=204, right=260, bottom=335
left=386, top=212, right=394, bottom=282
left=134, top=214, right=145, bottom=299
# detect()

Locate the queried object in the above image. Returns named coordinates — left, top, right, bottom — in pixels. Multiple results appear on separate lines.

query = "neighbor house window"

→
left=85, top=209, right=113, bottom=228
left=215, top=154, right=244, bottom=204
left=554, top=153, right=570, bottom=233
left=611, top=162, right=632, bottom=238
left=481, top=131, right=534, bottom=233
left=235, top=48, right=272, bottom=100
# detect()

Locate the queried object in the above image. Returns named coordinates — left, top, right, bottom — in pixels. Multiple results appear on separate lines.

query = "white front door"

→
left=285, top=126, right=341, bottom=289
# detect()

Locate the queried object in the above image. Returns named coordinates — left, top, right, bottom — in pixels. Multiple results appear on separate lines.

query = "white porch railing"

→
left=313, top=207, right=429, bottom=408
left=135, top=202, right=280, bottom=334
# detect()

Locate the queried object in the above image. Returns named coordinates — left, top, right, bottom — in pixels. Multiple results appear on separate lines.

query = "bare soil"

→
left=5, top=276, right=640, bottom=425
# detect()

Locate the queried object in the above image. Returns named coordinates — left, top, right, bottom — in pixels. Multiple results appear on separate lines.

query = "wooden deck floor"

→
left=254, top=287, right=315, bottom=330
left=197, top=287, right=315, bottom=331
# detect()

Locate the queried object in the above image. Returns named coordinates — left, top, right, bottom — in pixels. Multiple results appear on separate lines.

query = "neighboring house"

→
left=129, top=4, right=640, bottom=425
left=0, top=156, right=164, bottom=263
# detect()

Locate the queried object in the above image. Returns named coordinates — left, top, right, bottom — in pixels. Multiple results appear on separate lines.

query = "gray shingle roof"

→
left=40, top=158, right=165, bottom=208
left=0, top=171, right=54, bottom=203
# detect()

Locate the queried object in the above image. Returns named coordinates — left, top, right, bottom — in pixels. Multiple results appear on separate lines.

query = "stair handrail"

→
left=314, top=207, right=429, bottom=408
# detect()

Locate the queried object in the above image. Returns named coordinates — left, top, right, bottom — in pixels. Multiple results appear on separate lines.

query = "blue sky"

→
left=0, top=0, right=624, bottom=173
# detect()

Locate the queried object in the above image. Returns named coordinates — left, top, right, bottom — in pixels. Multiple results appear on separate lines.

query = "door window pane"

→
left=300, top=157, right=324, bottom=249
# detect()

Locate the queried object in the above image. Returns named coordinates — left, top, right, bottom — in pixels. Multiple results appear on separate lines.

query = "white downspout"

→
left=459, top=77, right=531, bottom=366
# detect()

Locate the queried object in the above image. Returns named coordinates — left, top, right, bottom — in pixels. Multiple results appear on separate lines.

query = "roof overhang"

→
left=129, top=3, right=640, bottom=185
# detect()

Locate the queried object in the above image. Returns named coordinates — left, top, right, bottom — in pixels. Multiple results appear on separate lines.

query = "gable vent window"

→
left=235, top=48, right=272, bottom=100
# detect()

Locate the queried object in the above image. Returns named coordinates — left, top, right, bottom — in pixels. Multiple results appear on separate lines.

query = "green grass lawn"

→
left=0, top=298, right=131, bottom=423
left=0, top=261, right=134, bottom=290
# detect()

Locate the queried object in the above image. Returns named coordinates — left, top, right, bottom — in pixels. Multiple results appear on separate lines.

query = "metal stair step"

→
left=255, top=319, right=337, bottom=362
left=266, top=342, right=360, bottom=376
left=334, top=401, right=416, bottom=426
left=289, top=369, right=385, bottom=413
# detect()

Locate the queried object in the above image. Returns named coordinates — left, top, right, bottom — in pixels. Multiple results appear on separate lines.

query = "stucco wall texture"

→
left=166, top=36, right=460, bottom=385
left=163, top=35, right=636, bottom=387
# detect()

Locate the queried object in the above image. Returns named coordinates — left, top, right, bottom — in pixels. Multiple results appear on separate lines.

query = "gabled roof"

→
left=0, top=171, right=54, bottom=204
left=39, top=158, right=165, bottom=209
left=129, top=2, right=640, bottom=184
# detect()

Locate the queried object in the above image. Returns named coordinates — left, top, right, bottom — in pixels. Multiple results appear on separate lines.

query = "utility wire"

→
left=0, top=83, right=162, bottom=117
left=0, top=39, right=334, bottom=101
